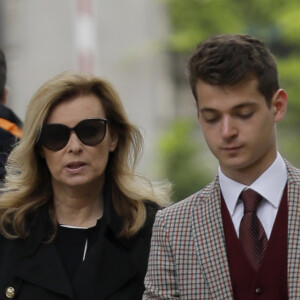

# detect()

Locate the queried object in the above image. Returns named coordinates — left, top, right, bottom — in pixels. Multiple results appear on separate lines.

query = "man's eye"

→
left=202, top=116, right=220, bottom=123
left=200, top=110, right=221, bottom=123
left=238, top=112, right=254, bottom=119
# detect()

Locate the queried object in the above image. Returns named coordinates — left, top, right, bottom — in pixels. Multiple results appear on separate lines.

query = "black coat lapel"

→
left=73, top=237, right=139, bottom=299
left=72, top=184, right=151, bottom=299
left=13, top=206, right=74, bottom=299
left=15, top=243, right=74, bottom=298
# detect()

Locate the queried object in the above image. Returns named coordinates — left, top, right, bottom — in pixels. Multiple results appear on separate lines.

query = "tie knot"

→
left=240, top=189, right=262, bottom=212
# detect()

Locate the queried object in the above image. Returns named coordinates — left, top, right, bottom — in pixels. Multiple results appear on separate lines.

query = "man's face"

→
left=196, top=79, right=287, bottom=184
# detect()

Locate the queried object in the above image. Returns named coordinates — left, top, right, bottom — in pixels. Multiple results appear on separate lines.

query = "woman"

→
left=0, top=71, right=170, bottom=299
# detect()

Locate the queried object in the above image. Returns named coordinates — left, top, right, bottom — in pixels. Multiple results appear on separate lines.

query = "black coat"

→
left=0, top=196, right=159, bottom=299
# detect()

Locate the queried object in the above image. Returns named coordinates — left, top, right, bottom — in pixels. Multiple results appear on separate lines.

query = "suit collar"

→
left=192, top=177, right=234, bottom=299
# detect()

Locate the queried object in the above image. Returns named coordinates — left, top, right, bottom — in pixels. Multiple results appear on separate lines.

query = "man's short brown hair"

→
left=188, top=34, right=279, bottom=106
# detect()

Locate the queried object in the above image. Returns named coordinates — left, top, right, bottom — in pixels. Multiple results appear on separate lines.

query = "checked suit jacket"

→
left=143, top=160, right=300, bottom=299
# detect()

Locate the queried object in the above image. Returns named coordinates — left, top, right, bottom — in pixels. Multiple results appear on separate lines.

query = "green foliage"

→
left=277, top=3, right=300, bottom=46
left=158, top=119, right=213, bottom=202
left=165, top=0, right=244, bottom=52
left=155, top=0, right=300, bottom=202
left=278, top=129, right=300, bottom=167
left=277, top=56, right=300, bottom=129
left=276, top=57, right=300, bottom=168
left=164, top=0, right=300, bottom=52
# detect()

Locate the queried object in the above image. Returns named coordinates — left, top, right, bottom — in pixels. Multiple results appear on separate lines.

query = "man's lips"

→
left=221, top=146, right=243, bottom=151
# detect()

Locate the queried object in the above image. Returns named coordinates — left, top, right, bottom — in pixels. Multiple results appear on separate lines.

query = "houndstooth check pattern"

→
left=143, top=160, right=300, bottom=299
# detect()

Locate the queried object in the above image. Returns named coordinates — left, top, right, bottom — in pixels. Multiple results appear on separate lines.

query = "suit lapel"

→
left=192, top=178, right=233, bottom=299
left=286, top=161, right=300, bottom=299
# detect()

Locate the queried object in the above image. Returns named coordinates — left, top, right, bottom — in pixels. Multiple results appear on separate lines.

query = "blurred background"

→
left=1, top=0, right=300, bottom=202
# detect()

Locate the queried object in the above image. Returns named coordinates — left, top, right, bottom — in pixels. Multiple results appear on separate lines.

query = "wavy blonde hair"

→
left=0, top=71, right=170, bottom=239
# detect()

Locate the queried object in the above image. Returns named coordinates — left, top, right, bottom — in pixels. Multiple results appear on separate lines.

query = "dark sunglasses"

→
left=38, top=118, right=108, bottom=151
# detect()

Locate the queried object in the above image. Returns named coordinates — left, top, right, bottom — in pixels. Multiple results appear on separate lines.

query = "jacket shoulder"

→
left=154, top=179, right=218, bottom=225
left=0, top=104, right=22, bottom=127
left=286, top=160, right=300, bottom=184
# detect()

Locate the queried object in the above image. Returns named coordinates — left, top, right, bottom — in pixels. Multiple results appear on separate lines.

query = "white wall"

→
left=0, top=0, right=174, bottom=177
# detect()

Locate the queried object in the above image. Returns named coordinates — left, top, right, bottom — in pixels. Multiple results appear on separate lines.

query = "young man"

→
left=0, top=48, right=22, bottom=180
left=143, top=34, right=300, bottom=299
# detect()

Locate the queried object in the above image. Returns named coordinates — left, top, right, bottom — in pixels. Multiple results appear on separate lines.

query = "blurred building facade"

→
left=0, top=0, right=176, bottom=177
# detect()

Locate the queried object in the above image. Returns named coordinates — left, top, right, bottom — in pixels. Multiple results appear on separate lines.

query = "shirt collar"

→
left=219, top=152, right=287, bottom=216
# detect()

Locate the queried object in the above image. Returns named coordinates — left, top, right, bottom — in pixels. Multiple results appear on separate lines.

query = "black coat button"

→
left=5, top=286, right=15, bottom=298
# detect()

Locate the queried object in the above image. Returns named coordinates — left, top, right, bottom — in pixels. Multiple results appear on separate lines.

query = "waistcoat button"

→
left=255, top=287, right=263, bottom=295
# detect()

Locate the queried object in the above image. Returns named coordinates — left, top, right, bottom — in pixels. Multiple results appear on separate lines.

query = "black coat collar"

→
left=12, top=184, right=151, bottom=299
left=25, top=182, right=127, bottom=255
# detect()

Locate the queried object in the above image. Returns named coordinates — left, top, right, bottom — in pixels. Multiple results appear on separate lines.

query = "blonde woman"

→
left=0, top=71, right=169, bottom=299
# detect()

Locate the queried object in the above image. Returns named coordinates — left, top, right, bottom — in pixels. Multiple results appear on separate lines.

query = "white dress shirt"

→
left=219, top=153, right=287, bottom=239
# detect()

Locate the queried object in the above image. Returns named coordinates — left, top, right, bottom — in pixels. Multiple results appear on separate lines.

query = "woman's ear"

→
left=39, top=146, right=45, bottom=158
left=109, top=132, right=118, bottom=152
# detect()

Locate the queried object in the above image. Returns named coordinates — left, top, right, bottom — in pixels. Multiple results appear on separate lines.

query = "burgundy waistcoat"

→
left=221, top=186, right=288, bottom=300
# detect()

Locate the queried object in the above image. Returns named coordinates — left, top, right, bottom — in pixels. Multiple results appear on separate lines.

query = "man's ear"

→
left=271, top=89, right=288, bottom=123
left=0, top=86, right=9, bottom=105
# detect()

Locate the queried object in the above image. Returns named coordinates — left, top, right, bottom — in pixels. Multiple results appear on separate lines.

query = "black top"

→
left=55, top=219, right=103, bottom=281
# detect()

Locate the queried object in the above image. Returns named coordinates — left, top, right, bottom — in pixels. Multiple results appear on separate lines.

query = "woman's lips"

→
left=66, top=161, right=87, bottom=171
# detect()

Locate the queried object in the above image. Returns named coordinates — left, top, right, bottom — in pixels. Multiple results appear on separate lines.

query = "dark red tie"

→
left=239, top=189, right=268, bottom=271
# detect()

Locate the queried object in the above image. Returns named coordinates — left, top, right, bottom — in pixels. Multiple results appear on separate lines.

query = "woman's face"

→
left=40, top=94, right=118, bottom=193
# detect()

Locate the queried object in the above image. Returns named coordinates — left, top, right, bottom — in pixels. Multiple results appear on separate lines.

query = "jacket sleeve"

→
left=143, top=210, right=179, bottom=300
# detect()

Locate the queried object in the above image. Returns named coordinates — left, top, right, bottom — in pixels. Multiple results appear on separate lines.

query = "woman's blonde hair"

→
left=0, top=71, right=170, bottom=239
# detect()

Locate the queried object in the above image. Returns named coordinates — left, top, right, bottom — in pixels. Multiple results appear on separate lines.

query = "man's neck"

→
left=221, top=153, right=278, bottom=186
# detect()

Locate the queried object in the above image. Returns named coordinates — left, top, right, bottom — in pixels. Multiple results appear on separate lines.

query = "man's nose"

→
left=220, top=116, right=237, bottom=139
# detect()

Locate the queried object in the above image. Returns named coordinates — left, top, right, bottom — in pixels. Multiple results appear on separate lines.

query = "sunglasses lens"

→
left=38, top=119, right=107, bottom=151
left=76, top=119, right=107, bottom=146
left=40, top=124, right=70, bottom=151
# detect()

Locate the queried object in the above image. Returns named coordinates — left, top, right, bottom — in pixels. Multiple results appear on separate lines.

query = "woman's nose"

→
left=66, top=131, right=83, bottom=152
